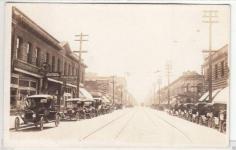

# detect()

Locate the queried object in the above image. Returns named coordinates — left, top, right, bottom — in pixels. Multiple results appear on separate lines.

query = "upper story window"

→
left=68, top=64, right=71, bottom=75
left=46, top=53, right=50, bottom=64
left=215, top=64, right=218, bottom=80
left=26, top=42, right=32, bottom=63
left=72, top=65, right=74, bottom=75
left=35, top=47, right=41, bottom=67
left=64, top=62, right=67, bottom=75
left=221, top=61, right=225, bottom=77
left=57, top=59, right=61, bottom=73
left=52, top=56, right=55, bottom=72
left=206, top=68, right=209, bottom=81
left=16, top=37, right=23, bottom=59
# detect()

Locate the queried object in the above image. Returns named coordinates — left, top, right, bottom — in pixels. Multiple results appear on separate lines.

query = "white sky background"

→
left=9, top=4, right=229, bottom=103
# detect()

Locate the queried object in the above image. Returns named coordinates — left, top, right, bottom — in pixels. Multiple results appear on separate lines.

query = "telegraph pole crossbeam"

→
left=202, top=10, right=218, bottom=102
left=74, top=32, right=88, bottom=98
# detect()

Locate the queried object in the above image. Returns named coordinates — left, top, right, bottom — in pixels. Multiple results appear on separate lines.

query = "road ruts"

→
left=80, top=108, right=136, bottom=141
left=144, top=108, right=193, bottom=143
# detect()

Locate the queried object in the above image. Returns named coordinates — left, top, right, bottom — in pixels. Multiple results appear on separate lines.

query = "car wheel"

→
left=40, top=116, right=44, bottom=130
left=15, top=117, right=20, bottom=131
left=55, top=114, right=60, bottom=127
left=75, top=112, right=80, bottom=121
left=222, top=122, right=226, bottom=133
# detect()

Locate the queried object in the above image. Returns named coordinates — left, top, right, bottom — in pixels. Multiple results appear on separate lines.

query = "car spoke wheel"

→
left=15, top=117, right=20, bottom=131
left=55, top=114, right=60, bottom=127
left=40, top=116, right=44, bottom=130
left=75, top=112, right=80, bottom=121
left=222, top=122, right=226, bottom=133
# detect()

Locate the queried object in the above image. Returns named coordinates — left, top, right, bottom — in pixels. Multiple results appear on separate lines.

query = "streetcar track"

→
left=114, top=111, right=136, bottom=139
left=80, top=109, right=132, bottom=141
left=144, top=109, right=193, bottom=143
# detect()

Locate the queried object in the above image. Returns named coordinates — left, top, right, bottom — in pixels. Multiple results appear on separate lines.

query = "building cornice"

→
left=12, top=7, right=62, bottom=50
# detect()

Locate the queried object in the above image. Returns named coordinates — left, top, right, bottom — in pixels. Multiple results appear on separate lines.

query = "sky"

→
left=8, top=3, right=230, bottom=102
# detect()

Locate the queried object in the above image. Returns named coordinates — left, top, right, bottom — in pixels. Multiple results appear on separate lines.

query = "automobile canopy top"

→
left=27, top=94, right=55, bottom=100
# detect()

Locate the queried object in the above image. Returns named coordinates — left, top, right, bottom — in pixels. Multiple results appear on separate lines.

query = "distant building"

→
left=85, top=73, right=135, bottom=105
left=202, top=44, right=229, bottom=91
left=10, top=7, right=87, bottom=109
left=158, top=71, right=204, bottom=104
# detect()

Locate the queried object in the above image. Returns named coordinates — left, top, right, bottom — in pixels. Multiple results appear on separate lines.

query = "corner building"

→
left=10, top=7, right=86, bottom=110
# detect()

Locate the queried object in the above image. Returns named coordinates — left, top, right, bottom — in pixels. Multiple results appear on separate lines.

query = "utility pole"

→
left=166, top=62, right=172, bottom=106
left=112, top=75, right=115, bottom=104
left=74, top=32, right=88, bottom=98
left=120, top=86, right=123, bottom=107
left=158, top=78, right=162, bottom=105
left=154, top=70, right=161, bottom=105
left=202, top=10, right=218, bottom=102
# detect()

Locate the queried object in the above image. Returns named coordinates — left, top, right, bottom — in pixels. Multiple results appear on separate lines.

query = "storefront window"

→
left=11, top=77, right=18, bottom=84
left=52, top=56, right=55, bottom=72
left=19, top=80, right=30, bottom=87
left=30, top=81, right=37, bottom=88
left=221, top=61, right=225, bottom=77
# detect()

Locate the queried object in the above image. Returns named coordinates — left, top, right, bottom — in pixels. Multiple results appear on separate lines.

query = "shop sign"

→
left=46, top=72, right=60, bottom=77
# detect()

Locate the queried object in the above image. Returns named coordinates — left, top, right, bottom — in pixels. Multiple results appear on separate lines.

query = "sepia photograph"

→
left=3, top=3, right=230, bottom=148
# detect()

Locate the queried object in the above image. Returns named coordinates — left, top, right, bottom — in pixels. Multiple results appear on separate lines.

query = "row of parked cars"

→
left=14, top=94, right=114, bottom=131
left=167, top=102, right=227, bottom=133
left=152, top=87, right=228, bottom=133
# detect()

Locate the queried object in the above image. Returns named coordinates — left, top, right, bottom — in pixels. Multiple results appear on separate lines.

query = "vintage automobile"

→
left=93, top=97, right=103, bottom=116
left=212, top=103, right=227, bottom=132
left=182, top=103, right=194, bottom=121
left=62, top=98, right=83, bottom=121
left=198, top=103, right=213, bottom=126
left=14, top=94, right=60, bottom=131
left=100, top=99, right=113, bottom=114
left=191, top=102, right=207, bottom=123
left=82, top=99, right=96, bottom=119
left=90, top=92, right=105, bottom=116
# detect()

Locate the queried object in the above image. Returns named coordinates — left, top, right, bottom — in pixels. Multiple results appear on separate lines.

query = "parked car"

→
left=182, top=103, right=194, bottom=121
left=191, top=102, right=207, bottom=123
left=62, top=98, right=82, bottom=121
left=82, top=100, right=96, bottom=119
left=93, top=97, right=103, bottom=116
left=198, top=103, right=213, bottom=126
left=15, top=94, right=60, bottom=131
left=212, top=103, right=227, bottom=132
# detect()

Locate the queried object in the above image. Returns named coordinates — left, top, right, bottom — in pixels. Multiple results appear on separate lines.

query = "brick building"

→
left=202, top=44, right=229, bottom=91
left=10, top=7, right=86, bottom=109
left=158, top=71, right=204, bottom=104
left=85, top=73, right=132, bottom=105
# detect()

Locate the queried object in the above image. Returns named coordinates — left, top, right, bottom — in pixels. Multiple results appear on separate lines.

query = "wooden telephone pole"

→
left=202, top=10, right=218, bottom=102
left=166, top=62, right=172, bottom=106
left=74, top=32, right=88, bottom=98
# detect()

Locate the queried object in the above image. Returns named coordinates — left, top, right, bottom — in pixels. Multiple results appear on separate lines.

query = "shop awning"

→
left=79, top=88, right=94, bottom=101
left=102, top=96, right=111, bottom=103
left=48, top=78, right=63, bottom=84
left=199, top=88, right=222, bottom=102
left=198, top=92, right=209, bottom=102
left=212, top=87, right=229, bottom=104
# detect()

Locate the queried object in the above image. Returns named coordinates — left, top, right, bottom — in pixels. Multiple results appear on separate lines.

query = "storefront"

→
left=10, top=72, right=40, bottom=109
